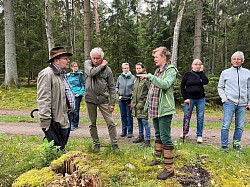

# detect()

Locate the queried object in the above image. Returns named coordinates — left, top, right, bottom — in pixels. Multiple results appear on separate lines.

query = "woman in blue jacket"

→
left=67, top=62, right=85, bottom=131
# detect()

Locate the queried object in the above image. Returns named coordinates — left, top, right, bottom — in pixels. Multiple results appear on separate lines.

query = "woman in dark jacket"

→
left=131, top=63, right=151, bottom=147
left=180, top=59, right=209, bottom=143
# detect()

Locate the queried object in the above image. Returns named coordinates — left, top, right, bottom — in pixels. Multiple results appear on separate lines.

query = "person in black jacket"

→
left=180, top=59, right=209, bottom=143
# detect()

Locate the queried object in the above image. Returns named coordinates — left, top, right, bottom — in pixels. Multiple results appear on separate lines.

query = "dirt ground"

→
left=0, top=109, right=250, bottom=146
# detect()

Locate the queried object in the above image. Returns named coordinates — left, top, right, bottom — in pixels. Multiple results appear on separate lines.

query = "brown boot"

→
left=148, top=140, right=162, bottom=166
left=157, top=145, right=174, bottom=180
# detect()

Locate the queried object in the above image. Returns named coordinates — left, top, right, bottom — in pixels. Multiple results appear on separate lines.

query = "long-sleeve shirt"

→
left=180, top=71, right=209, bottom=100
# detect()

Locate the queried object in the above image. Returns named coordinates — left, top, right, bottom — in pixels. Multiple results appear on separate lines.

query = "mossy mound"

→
left=12, top=151, right=103, bottom=187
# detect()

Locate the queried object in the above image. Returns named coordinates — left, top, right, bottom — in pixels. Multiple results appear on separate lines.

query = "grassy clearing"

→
left=1, top=133, right=249, bottom=186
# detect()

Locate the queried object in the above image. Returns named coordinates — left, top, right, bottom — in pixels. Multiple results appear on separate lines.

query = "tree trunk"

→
left=211, top=0, right=218, bottom=75
left=45, top=0, right=54, bottom=53
left=171, top=0, right=186, bottom=66
left=84, top=0, right=91, bottom=61
left=3, top=0, right=19, bottom=88
left=193, top=0, right=202, bottom=60
left=94, top=0, right=100, bottom=45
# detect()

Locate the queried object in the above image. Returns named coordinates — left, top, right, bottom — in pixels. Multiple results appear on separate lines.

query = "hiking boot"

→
left=140, top=140, right=150, bottom=148
left=157, top=169, right=174, bottom=180
left=127, top=134, right=133, bottom=138
left=93, top=144, right=100, bottom=153
left=112, top=144, right=120, bottom=153
left=233, top=145, right=244, bottom=153
left=133, top=134, right=144, bottom=143
left=221, top=146, right=228, bottom=153
left=197, top=136, right=203, bottom=143
left=120, top=132, right=127, bottom=137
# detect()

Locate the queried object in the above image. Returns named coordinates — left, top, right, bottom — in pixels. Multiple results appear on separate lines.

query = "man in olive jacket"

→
left=84, top=47, right=119, bottom=153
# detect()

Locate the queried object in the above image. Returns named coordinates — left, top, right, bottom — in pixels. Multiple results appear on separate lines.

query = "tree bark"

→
left=171, top=0, right=186, bottom=66
left=94, top=0, right=100, bottom=45
left=3, top=0, right=19, bottom=88
left=193, top=0, right=203, bottom=60
left=45, top=0, right=54, bottom=53
left=84, top=0, right=91, bottom=61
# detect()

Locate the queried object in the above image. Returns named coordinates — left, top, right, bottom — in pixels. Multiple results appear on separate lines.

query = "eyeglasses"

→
left=73, top=65, right=78, bottom=67
left=59, top=57, right=70, bottom=61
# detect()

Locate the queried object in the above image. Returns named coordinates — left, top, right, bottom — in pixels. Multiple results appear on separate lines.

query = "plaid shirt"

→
left=148, top=64, right=168, bottom=118
left=52, top=64, right=75, bottom=111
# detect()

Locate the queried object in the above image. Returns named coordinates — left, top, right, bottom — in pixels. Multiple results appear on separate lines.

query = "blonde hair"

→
left=152, top=47, right=171, bottom=62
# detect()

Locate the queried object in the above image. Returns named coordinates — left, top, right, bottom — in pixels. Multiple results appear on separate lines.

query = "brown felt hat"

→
left=47, top=46, right=73, bottom=63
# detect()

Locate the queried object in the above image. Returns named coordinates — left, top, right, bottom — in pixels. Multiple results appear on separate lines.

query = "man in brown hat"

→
left=37, top=46, right=75, bottom=151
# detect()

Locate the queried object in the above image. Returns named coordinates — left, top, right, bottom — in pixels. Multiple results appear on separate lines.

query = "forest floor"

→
left=0, top=109, right=250, bottom=147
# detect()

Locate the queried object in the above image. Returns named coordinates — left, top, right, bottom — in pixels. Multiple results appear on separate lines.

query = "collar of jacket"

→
left=50, top=64, right=64, bottom=75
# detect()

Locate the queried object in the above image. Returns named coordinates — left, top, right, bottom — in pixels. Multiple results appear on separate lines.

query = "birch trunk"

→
left=171, top=0, right=186, bottom=66
left=94, top=0, right=100, bottom=44
left=45, top=0, right=54, bottom=53
left=3, top=0, right=19, bottom=88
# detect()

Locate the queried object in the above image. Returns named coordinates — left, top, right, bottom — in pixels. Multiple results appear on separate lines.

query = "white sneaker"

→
left=180, top=133, right=189, bottom=139
left=197, top=137, right=203, bottom=143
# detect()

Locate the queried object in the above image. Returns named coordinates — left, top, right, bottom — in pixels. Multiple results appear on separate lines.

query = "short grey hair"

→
left=90, top=47, right=104, bottom=58
left=192, top=59, right=202, bottom=65
left=231, top=51, right=244, bottom=62
left=122, top=63, right=130, bottom=68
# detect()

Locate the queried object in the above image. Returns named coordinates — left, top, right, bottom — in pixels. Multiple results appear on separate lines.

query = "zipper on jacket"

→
left=237, top=68, right=240, bottom=105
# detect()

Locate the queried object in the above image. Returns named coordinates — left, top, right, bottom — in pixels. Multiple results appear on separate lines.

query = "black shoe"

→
left=140, top=140, right=150, bottom=148
left=121, top=133, right=127, bottom=137
left=133, top=134, right=144, bottom=143
left=147, top=159, right=161, bottom=166
left=93, top=144, right=100, bottom=153
left=112, top=144, right=120, bottom=153
left=127, top=134, right=133, bottom=138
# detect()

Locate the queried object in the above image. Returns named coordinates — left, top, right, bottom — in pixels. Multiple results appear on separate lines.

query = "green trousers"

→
left=86, top=102, right=118, bottom=145
left=153, top=115, right=173, bottom=146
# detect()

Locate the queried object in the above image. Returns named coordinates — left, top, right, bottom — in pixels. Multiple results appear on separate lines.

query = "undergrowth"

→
left=1, top=133, right=249, bottom=186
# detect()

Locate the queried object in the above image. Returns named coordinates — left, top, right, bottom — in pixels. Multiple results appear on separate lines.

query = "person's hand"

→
left=128, top=104, right=132, bottom=111
left=101, top=60, right=108, bottom=67
left=75, top=94, right=79, bottom=97
left=43, top=125, right=50, bottom=131
left=109, top=105, right=114, bottom=113
left=200, top=65, right=204, bottom=71
left=137, top=74, right=147, bottom=80
left=184, top=99, right=190, bottom=104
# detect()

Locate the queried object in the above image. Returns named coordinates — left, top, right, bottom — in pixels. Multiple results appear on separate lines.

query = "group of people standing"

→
left=36, top=45, right=250, bottom=181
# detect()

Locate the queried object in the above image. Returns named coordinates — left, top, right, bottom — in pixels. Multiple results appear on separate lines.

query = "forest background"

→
left=0, top=0, right=249, bottom=105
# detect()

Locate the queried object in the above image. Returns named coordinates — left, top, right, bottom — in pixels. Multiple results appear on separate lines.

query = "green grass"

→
left=1, top=133, right=250, bottom=186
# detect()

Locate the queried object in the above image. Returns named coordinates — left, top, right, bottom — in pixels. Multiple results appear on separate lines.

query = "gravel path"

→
left=0, top=109, right=250, bottom=146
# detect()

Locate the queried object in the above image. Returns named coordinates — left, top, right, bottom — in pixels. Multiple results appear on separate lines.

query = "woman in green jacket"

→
left=140, top=47, right=178, bottom=180
left=131, top=62, right=151, bottom=147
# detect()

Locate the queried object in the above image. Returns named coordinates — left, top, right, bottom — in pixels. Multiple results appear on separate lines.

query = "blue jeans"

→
left=119, top=100, right=133, bottom=135
left=182, top=97, right=205, bottom=137
left=137, top=118, right=151, bottom=140
left=153, top=115, right=173, bottom=146
left=72, top=95, right=82, bottom=128
left=221, top=101, right=246, bottom=147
